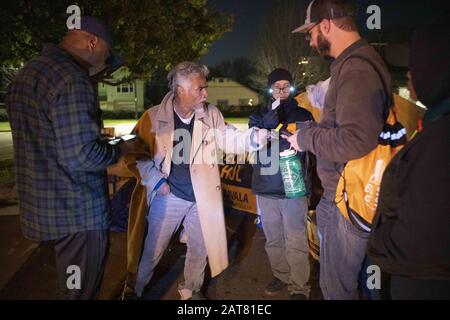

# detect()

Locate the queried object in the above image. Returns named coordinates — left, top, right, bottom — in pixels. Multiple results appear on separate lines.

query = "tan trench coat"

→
left=110, top=92, right=257, bottom=292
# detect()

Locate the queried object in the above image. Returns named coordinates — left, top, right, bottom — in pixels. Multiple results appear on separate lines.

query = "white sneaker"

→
left=178, top=285, right=193, bottom=300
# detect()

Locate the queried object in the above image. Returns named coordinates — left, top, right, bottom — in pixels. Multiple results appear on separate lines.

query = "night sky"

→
left=202, top=0, right=273, bottom=65
left=201, top=0, right=450, bottom=66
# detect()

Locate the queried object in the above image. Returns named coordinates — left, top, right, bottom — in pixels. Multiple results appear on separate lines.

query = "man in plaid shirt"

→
left=6, top=16, right=147, bottom=299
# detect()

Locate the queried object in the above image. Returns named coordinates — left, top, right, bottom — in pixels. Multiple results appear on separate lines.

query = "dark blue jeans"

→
left=316, top=197, right=370, bottom=300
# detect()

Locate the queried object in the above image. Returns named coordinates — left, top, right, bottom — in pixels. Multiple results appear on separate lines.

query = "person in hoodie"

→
left=367, top=19, right=450, bottom=300
left=248, top=68, right=314, bottom=299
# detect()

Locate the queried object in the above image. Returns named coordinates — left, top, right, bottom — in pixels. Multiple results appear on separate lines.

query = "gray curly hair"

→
left=167, top=61, right=209, bottom=94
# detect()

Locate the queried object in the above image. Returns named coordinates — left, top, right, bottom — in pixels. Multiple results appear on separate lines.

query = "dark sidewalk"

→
left=0, top=206, right=322, bottom=300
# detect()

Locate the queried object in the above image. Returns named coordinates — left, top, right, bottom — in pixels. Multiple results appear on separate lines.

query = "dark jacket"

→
left=367, top=98, right=450, bottom=279
left=297, top=39, right=392, bottom=200
left=5, top=44, right=119, bottom=241
left=248, top=98, right=314, bottom=198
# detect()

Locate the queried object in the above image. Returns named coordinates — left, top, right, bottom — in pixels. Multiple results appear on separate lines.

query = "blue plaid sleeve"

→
left=51, top=77, right=119, bottom=171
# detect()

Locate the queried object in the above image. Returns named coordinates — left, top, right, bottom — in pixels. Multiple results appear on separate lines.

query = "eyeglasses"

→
left=270, top=86, right=294, bottom=94
left=305, top=23, right=318, bottom=41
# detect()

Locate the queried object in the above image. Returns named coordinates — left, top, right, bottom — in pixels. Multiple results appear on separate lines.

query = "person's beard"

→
left=316, top=29, right=331, bottom=58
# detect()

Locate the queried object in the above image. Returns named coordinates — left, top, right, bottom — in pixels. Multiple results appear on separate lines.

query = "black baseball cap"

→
left=292, top=0, right=355, bottom=33
left=75, top=16, right=123, bottom=69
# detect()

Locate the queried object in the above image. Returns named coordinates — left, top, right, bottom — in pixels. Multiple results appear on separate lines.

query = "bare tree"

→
left=253, top=0, right=330, bottom=91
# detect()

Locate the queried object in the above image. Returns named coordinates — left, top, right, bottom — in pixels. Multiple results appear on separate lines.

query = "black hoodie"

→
left=248, top=98, right=314, bottom=198
left=367, top=19, right=450, bottom=280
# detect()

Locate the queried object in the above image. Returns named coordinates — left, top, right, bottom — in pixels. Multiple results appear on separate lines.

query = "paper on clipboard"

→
left=120, top=134, right=137, bottom=141
left=271, top=97, right=281, bottom=110
left=108, top=134, right=137, bottom=145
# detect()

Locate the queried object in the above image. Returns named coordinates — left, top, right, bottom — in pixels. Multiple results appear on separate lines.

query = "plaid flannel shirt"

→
left=6, top=44, right=120, bottom=241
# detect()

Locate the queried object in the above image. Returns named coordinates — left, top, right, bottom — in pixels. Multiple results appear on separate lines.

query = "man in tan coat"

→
left=120, top=62, right=268, bottom=300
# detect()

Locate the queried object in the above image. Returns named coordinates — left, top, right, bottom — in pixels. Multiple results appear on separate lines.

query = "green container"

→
left=279, top=149, right=307, bottom=198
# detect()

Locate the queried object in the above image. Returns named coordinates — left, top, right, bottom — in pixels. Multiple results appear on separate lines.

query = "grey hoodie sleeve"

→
left=297, top=59, right=386, bottom=163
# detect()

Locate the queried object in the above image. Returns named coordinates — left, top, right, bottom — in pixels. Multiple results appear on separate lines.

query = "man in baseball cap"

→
left=292, top=0, right=355, bottom=34
left=78, top=16, right=122, bottom=69
left=65, top=15, right=122, bottom=76
left=4, top=13, right=148, bottom=299
left=292, top=1, right=356, bottom=59
left=286, top=0, right=394, bottom=300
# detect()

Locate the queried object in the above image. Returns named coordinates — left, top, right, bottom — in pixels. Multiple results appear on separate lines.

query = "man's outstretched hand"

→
left=281, top=130, right=303, bottom=152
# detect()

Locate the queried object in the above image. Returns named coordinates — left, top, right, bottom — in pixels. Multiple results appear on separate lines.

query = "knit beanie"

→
left=267, top=68, right=293, bottom=87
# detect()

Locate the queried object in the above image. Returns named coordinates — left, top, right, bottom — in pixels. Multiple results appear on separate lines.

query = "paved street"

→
left=0, top=132, right=13, bottom=162
left=0, top=205, right=321, bottom=300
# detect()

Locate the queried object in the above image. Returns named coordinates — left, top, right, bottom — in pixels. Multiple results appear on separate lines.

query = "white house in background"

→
left=97, top=67, right=145, bottom=112
left=207, top=78, right=260, bottom=110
